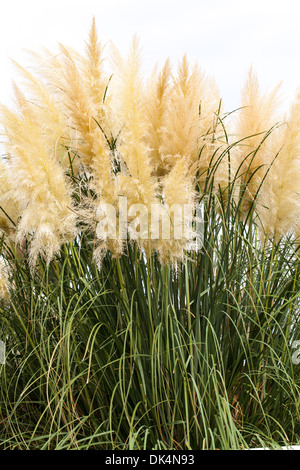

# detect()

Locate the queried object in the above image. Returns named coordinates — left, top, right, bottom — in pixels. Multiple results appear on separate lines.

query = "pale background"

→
left=0, top=0, right=300, bottom=113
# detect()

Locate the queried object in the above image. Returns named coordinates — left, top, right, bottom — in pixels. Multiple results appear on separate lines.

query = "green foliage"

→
left=0, top=142, right=300, bottom=450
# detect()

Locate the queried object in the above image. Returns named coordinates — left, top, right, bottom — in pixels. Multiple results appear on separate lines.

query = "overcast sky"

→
left=0, top=0, right=300, bottom=113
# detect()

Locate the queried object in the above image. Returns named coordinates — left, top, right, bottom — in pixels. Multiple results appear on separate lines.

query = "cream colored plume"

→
left=4, top=17, right=300, bottom=270
left=0, top=158, right=20, bottom=238
left=83, top=17, right=109, bottom=118
left=110, top=36, right=157, bottom=209
left=257, top=91, right=300, bottom=240
left=159, top=55, right=221, bottom=175
left=0, top=94, right=77, bottom=267
left=235, top=67, right=281, bottom=205
left=0, top=258, right=10, bottom=300
left=155, top=157, right=198, bottom=264
left=143, top=59, right=172, bottom=176
left=10, top=60, right=71, bottom=169
left=58, top=44, right=116, bottom=202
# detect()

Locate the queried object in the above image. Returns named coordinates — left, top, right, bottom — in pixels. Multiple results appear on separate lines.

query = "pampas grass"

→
left=0, top=20, right=230, bottom=268
left=2, top=19, right=300, bottom=265
left=257, top=90, right=300, bottom=240
left=0, top=18, right=300, bottom=451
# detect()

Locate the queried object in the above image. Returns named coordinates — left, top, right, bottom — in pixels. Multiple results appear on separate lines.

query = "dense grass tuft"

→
left=1, top=154, right=300, bottom=450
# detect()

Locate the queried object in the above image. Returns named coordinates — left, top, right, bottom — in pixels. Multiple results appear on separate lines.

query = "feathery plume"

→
left=0, top=93, right=77, bottom=267
left=143, top=59, right=172, bottom=176
left=5, top=18, right=298, bottom=269
left=159, top=55, right=221, bottom=175
left=83, top=17, right=109, bottom=117
left=257, top=91, right=300, bottom=240
left=0, top=158, right=19, bottom=238
left=235, top=67, right=281, bottom=206
left=10, top=60, right=72, bottom=169
left=0, top=258, right=10, bottom=300
left=58, top=44, right=116, bottom=202
left=110, top=36, right=157, bottom=221
left=155, top=157, right=198, bottom=264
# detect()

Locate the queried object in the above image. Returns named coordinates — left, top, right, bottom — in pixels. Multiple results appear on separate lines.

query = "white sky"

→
left=0, top=0, right=300, bottom=113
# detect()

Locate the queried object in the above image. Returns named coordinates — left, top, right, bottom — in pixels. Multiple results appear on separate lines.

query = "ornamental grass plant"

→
left=0, top=19, right=300, bottom=450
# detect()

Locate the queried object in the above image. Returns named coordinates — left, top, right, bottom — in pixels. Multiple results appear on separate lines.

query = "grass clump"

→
left=0, top=19, right=300, bottom=450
